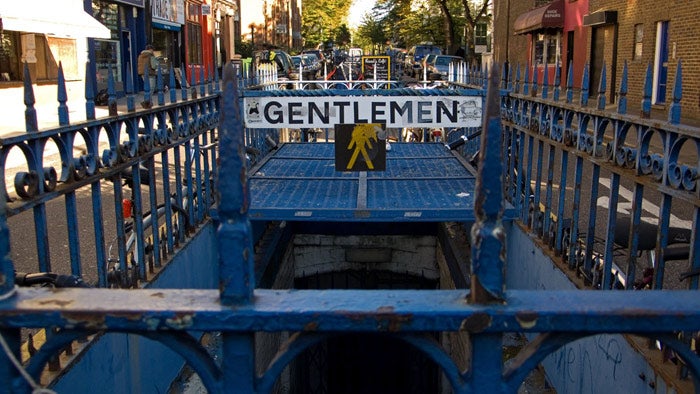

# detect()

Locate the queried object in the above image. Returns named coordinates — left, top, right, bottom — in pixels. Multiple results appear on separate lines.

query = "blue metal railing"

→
left=0, top=63, right=221, bottom=289
left=496, top=60, right=699, bottom=292
left=0, top=58, right=698, bottom=393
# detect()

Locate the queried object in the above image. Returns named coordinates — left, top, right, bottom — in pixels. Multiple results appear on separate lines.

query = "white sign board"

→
left=243, top=96, right=482, bottom=129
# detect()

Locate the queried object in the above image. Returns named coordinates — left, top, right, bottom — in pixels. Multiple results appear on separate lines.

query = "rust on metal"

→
left=38, top=299, right=74, bottom=307
left=459, top=312, right=492, bottom=333
left=338, top=308, right=413, bottom=332
left=165, top=313, right=195, bottom=329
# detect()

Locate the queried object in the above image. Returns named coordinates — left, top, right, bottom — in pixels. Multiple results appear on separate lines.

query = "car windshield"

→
left=435, top=56, right=458, bottom=66
left=417, top=46, right=442, bottom=57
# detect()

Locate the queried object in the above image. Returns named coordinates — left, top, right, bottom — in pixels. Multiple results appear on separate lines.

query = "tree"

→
left=460, top=0, right=491, bottom=63
left=301, top=0, right=352, bottom=48
left=356, top=13, right=387, bottom=54
left=434, top=0, right=457, bottom=55
left=334, top=24, right=352, bottom=47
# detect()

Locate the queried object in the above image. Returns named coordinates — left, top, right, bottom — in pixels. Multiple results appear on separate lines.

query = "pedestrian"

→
left=137, top=44, right=158, bottom=91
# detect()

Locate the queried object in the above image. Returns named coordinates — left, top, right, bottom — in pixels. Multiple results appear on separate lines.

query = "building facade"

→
left=0, top=0, right=110, bottom=85
left=494, top=0, right=699, bottom=119
left=493, top=0, right=589, bottom=91
left=262, top=0, right=301, bottom=53
left=584, top=0, right=699, bottom=118
left=88, top=0, right=148, bottom=92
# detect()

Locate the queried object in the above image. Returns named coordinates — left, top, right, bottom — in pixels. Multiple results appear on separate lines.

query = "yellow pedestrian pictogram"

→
left=346, top=124, right=379, bottom=170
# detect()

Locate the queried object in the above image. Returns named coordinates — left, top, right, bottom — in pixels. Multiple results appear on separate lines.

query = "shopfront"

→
left=151, top=0, right=185, bottom=86
left=0, top=0, right=110, bottom=84
left=184, top=0, right=213, bottom=84
left=513, top=0, right=564, bottom=87
left=89, top=0, right=146, bottom=93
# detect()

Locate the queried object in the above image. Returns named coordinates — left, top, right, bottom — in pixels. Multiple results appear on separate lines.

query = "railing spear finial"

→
left=470, top=63, right=506, bottom=304
left=641, top=63, right=653, bottom=118
left=157, top=67, right=165, bottom=106
left=597, top=63, right=607, bottom=110
left=169, top=66, right=177, bottom=104
left=126, top=63, right=135, bottom=112
left=580, top=63, right=590, bottom=107
left=566, top=63, right=574, bottom=104
left=668, top=59, right=683, bottom=124
left=84, top=61, right=96, bottom=120
left=217, top=62, right=255, bottom=305
left=107, top=66, right=117, bottom=116
left=542, top=62, right=549, bottom=99
left=553, top=61, right=561, bottom=101
left=23, top=63, right=38, bottom=132
left=617, top=61, right=628, bottom=114
left=57, top=62, right=69, bottom=125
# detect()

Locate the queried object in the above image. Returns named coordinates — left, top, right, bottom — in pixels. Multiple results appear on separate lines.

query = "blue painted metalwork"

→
left=247, top=143, right=483, bottom=222
left=0, top=56, right=698, bottom=394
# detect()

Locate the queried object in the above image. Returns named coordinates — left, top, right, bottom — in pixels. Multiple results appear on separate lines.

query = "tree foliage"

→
left=301, top=0, right=352, bottom=48
left=352, top=0, right=491, bottom=60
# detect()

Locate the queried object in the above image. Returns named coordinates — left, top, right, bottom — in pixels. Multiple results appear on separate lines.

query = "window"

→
left=186, top=2, right=202, bottom=65
left=475, top=23, right=488, bottom=46
left=187, top=23, right=202, bottom=64
left=0, top=31, right=21, bottom=81
left=534, top=33, right=560, bottom=65
left=633, top=24, right=643, bottom=60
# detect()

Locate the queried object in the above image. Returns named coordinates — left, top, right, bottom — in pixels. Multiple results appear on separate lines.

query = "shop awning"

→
left=0, top=1, right=111, bottom=39
left=513, top=1, right=564, bottom=35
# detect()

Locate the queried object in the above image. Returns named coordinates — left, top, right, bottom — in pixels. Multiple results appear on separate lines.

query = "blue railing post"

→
left=565, top=63, right=574, bottom=104
left=553, top=62, right=561, bottom=101
left=641, top=64, right=653, bottom=118
left=85, top=61, right=96, bottom=120
left=668, top=60, right=682, bottom=124
left=597, top=63, right=607, bottom=110
left=542, top=63, right=549, bottom=99
left=126, top=63, right=136, bottom=112
left=143, top=61, right=153, bottom=109
left=580, top=63, right=590, bottom=107
left=617, top=61, right=628, bottom=114
left=181, top=64, right=189, bottom=101
left=470, top=64, right=506, bottom=303
left=23, top=64, right=38, bottom=132
left=157, top=67, right=165, bottom=106
left=57, top=62, right=69, bottom=126
left=217, top=63, right=255, bottom=305
left=107, top=67, right=117, bottom=116
left=0, top=199, right=14, bottom=297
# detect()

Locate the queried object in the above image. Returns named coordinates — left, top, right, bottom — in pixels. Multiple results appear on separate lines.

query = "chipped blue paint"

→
left=0, top=58, right=698, bottom=394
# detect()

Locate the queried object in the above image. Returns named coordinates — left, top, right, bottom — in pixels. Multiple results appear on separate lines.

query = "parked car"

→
left=418, top=54, right=438, bottom=79
left=302, top=49, right=327, bottom=66
left=253, top=49, right=299, bottom=82
left=425, top=55, right=463, bottom=80
left=291, top=55, right=318, bottom=80
left=404, top=44, right=442, bottom=78
left=347, top=47, right=363, bottom=64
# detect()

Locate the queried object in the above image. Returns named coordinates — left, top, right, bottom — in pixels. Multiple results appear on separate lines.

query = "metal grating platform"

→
left=249, top=143, right=483, bottom=222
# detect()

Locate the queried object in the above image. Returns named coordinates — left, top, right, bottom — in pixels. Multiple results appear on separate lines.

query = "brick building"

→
left=493, top=0, right=700, bottom=121
left=492, top=0, right=589, bottom=90
left=584, top=0, right=699, bottom=120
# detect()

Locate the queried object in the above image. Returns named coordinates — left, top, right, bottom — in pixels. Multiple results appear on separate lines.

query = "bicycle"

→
left=15, top=271, right=90, bottom=288
left=105, top=163, right=199, bottom=288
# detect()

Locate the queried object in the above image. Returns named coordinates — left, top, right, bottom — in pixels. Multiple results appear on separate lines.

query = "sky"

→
left=348, top=0, right=377, bottom=29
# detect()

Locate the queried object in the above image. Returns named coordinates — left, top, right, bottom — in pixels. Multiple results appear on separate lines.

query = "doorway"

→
left=566, top=30, right=574, bottom=81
